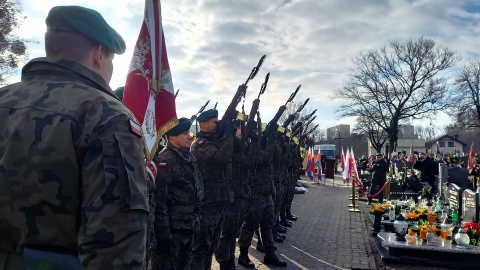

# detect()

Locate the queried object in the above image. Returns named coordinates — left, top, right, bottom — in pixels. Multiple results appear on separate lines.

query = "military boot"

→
left=280, top=219, right=292, bottom=227
left=238, top=247, right=255, bottom=269
left=273, top=229, right=286, bottom=240
left=274, top=223, right=287, bottom=233
left=286, top=212, right=298, bottom=221
left=273, top=229, right=284, bottom=243
left=219, top=260, right=232, bottom=270
left=264, top=246, right=287, bottom=267
left=256, top=241, right=265, bottom=253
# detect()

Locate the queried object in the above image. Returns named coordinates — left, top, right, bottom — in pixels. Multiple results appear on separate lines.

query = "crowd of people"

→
left=0, top=5, right=307, bottom=270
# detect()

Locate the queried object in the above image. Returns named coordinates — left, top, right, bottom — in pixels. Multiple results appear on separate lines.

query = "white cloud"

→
left=13, top=0, right=480, bottom=130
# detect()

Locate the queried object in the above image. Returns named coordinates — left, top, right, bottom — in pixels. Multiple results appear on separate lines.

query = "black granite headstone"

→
left=447, top=168, right=470, bottom=189
left=447, top=183, right=463, bottom=217
left=462, top=189, right=479, bottom=223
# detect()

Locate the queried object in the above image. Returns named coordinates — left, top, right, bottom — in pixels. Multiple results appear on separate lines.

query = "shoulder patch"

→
left=158, top=162, right=167, bottom=167
left=129, top=119, right=142, bottom=138
left=199, top=140, right=205, bottom=145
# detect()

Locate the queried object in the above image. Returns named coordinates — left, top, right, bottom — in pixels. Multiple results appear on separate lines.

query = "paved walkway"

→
left=212, top=174, right=376, bottom=270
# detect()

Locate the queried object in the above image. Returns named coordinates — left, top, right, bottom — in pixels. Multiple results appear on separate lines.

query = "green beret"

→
left=46, top=6, right=126, bottom=54
left=165, top=118, right=192, bottom=136
left=197, top=109, right=218, bottom=122
left=114, top=86, right=124, bottom=100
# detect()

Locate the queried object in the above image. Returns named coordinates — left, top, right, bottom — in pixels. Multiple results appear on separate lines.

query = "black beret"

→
left=197, top=109, right=218, bottom=122
left=46, top=6, right=126, bottom=54
left=165, top=118, right=192, bottom=136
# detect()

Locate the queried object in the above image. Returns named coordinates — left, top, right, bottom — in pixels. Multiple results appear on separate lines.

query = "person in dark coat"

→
left=413, top=152, right=438, bottom=195
left=368, top=153, right=389, bottom=204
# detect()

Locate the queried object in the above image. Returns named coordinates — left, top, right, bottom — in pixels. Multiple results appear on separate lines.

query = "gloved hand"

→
left=157, top=237, right=176, bottom=254
left=226, top=121, right=237, bottom=135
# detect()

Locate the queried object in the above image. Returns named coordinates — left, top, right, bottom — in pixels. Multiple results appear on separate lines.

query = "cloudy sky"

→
left=13, top=0, right=480, bottom=132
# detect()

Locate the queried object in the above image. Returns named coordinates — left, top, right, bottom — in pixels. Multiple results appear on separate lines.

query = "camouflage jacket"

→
left=272, top=143, right=282, bottom=185
left=191, top=131, right=233, bottom=205
left=251, top=143, right=275, bottom=195
left=154, top=143, right=204, bottom=239
left=0, top=58, right=148, bottom=269
left=231, top=136, right=251, bottom=198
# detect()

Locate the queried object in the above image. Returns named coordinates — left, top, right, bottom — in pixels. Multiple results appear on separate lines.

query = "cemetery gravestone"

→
left=447, top=183, right=464, bottom=217
left=462, top=189, right=479, bottom=223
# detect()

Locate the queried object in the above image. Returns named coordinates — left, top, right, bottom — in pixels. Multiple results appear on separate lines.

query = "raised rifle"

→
left=242, top=72, right=269, bottom=153
left=281, top=98, right=310, bottom=129
left=213, top=55, right=266, bottom=140
left=263, top=85, right=302, bottom=143
left=302, top=109, right=317, bottom=123
left=191, top=100, right=210, bottom=133
left=174, top=89, right=180, bottom=98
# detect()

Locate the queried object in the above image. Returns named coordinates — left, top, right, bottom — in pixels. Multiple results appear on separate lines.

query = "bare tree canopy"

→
left=451, top=59, right=480, bottom=129
left=352, top=115, right=387, bottom=153
left=276, top=101, right=320, bottom=147
left=336, top=37, right=457, bottom=152
left=0, top=0, right=28, bottom=85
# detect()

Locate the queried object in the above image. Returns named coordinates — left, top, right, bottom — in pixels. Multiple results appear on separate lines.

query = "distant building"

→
left=368, top=138, right=425, bottom=157
left=425, top=134, right=467, bottom=155
left=326, top=124, right=350, bottom=140
left=398, top=124, right=415, bottom=139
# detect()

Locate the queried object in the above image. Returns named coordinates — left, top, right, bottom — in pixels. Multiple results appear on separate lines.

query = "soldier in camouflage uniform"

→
left=272, top=136, right=288, bottom=242
left=238, top=131, right=287, bottom=268
left=273, top=136, right=290, bottom=236
left=214, top=121, right=251, bottom=270
left=153, top=118, right=204, bottom=270
left=0, top=6, right=148, bottom=269
left=281, top=145, right=301, bottom=225
left=190, top=109, right=235, bottom=270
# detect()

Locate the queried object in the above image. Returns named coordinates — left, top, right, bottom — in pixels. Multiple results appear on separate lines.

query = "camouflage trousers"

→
left=153, top=230, right=194, bottom=270
left=274, top=183, right=286, bottom=221
left=191, top=205, right=226, bottom=270
left=214, top=198, right=247, bottom=263
left=238, top=194, right=275, bottom=249
left=281, top=181, right=296, bottom=218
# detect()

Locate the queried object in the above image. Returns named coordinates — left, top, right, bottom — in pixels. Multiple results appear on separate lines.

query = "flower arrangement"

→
left=405, top=206, right=437, bottom=223
left=370, top=203, right=390, bottom=215
left=447, top=154, right=458, bottom=164
left=463, top=222, right=480, bottom=246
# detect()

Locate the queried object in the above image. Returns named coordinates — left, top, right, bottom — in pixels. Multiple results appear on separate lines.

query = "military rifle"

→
left=174, top=89, right=180, bottom=98
left=213, top=55, right=266, bottom=140
left=281, top=98, right=310, bottom=129
left=191, top=100, right=210, bottom=133
left=242, top=72, right=269, bottom=153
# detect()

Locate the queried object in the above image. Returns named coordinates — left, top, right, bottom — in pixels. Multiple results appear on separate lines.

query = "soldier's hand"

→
left=226, top=121, right=237, bottom=135
left=157, top=238, right=176, bottom=254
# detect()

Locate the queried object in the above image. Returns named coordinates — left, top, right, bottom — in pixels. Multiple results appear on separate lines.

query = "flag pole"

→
left=349, top=170, right=360, bottom=213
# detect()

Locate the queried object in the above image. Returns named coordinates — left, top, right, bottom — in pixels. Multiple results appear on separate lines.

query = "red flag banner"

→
left=468, top=143, right=475, bottom=169
left=123, top=0, right=178, bottom=161
left=408, top=142, right=415, bottom=162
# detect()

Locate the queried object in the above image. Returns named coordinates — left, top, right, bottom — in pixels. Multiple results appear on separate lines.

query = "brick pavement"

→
left=211, top=175, right=376, bottom=270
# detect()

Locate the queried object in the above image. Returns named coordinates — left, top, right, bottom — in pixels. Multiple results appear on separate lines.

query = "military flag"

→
left=468, top=143, right=476, bottom=169
left=341, top=147, right=345, bottom=170
left=350, top=147, right=359, bottom=182
left=342, top=148, right=350, bottom=184
left=123, top=0, right=178, bottom=161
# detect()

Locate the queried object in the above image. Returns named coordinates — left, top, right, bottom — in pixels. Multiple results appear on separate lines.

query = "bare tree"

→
left=451, top=59, right=480, bottom=129
left=352, top=115, right=387, bottom=153
left=336, top=37, right=457, bottom=152
left=0, top=0, right=30, bottom=85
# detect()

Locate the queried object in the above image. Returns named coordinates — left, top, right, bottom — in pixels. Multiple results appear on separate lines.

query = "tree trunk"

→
left=388, top=117, right=399, bottom=153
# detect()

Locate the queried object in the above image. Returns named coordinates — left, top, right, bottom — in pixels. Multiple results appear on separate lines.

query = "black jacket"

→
left=413, top=157, right=437, bottom=183
left=369, top=159, right=389, bottom=183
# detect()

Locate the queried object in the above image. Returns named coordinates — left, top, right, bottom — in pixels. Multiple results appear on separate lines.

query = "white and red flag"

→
left=123, top=0, right=178, bottom=161
left=468, top=143, right=476, bottom=169
left=408, top=142, right=415, bottom=162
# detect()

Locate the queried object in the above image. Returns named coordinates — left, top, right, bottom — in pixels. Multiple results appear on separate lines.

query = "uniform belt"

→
left=0, top=251, right=24, bottom=270
left=170, top=205, right=196, bottom=213
left=203, top=182, right=227, bottom=188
